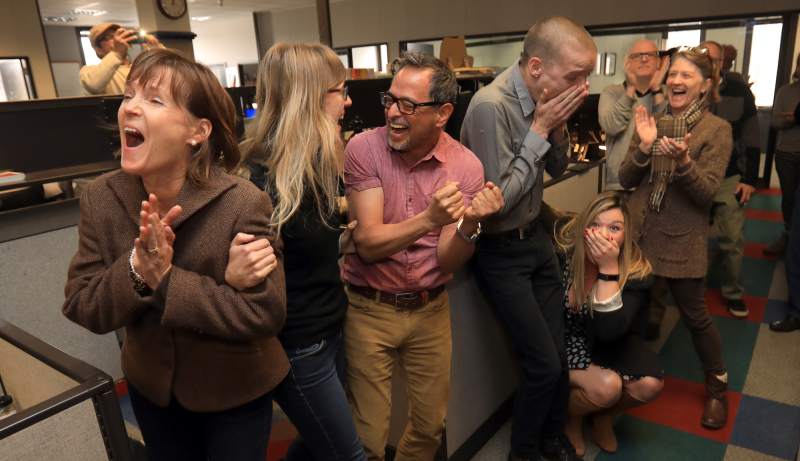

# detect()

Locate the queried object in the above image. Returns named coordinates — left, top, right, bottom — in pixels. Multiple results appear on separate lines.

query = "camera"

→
left=129, top=29, right=148, bottom=45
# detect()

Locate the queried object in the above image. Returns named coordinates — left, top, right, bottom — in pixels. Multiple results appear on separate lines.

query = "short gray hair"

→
left=391, top=52, right=458, bottom=104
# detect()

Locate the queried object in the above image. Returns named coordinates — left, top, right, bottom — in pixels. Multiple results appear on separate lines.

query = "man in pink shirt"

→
left=342, top=52, right=503, bottom=461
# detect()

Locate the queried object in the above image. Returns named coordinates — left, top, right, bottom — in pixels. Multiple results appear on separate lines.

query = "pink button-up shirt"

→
left=342, top=126, right=485, bottom=292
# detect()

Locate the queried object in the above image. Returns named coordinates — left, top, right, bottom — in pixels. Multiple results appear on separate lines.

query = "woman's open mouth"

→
left=124, top=127, right=145, bottom=148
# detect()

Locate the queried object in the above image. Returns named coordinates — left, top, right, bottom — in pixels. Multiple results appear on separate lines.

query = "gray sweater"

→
left=773, top=80, right=800, bottom=153
left=598, top=83, right=665, bottom=190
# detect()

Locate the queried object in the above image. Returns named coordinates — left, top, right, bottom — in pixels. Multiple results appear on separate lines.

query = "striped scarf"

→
left=648, top=99, right=706, bottom=212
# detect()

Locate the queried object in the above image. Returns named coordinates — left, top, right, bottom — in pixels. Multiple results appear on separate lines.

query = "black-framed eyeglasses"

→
left=327, top=85, right=349, bottom=101
left=629, top=51, right=659, bottom=61
left=379, top=92, right=442, bottom=115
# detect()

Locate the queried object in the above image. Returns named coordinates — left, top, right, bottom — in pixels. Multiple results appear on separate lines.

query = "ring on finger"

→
left=146, top=246, right=160, bottom=255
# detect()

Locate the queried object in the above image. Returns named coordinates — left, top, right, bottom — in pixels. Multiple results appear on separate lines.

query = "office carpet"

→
left=114, top=189, right=799, bottom=461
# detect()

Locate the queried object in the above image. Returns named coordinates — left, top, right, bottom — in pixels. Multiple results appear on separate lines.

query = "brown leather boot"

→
left=702, top=373, right=728, bottom=429
left=591, top=392, right=648, bottom=453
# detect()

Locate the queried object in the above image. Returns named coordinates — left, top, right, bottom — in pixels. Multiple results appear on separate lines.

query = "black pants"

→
left=129, top=385, right=273, bottom=461
left=473, top=222, right=568, bottom=458
left=659, top=277, right=726, bottom=374
left=785, top=184, right=800, bottom=318
left=775, top=150, right=800, bottom=229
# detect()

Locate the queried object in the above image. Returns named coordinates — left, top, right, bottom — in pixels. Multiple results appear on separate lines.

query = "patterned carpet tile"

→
left=747, top=194, right=782, bottom=212
left=743, top=257, right=781, bottom=298
left=659, top=316, right=759, bottom=392
left=744, top=219, right=785, bottom=245
left=625, top=376, right=742, bottom=444
left=730, top=395, right=800, bottom=460
left=742, top=324, right=800, bottom=407
left=744, top=209, right=784, bottom=223
left=744, top=243, right=781, bottom=260
left=725, top=445, right=794, bottom=461
left=596, top=414, right=727, bottom=461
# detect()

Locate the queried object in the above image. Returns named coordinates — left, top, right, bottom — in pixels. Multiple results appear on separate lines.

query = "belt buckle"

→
left=394, top=291, right=421, bottom=309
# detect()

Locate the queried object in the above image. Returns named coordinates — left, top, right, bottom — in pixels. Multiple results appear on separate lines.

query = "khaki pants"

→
left=344, top=288, right=451, bottom=461
left=712, top=174, right=745, bottom=301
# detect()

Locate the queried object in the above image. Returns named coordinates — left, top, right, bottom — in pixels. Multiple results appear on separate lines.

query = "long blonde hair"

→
left=556, top=192, right=652, bottom=305
left=242, top=42, right=346, bottom=233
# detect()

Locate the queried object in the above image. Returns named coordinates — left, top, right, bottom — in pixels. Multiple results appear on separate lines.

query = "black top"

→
left=248, top=162, right=347, bottom=348
left=564, top=264, right=663, bottom=379
left=714, top=73, right=760, bottom=185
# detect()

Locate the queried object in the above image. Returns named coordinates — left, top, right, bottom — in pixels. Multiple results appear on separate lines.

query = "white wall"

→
left=191, top=13, right=259, bottom=82
left=589, top=33, right=663, bottom=94
left=0, top=0, right=56, bottom=99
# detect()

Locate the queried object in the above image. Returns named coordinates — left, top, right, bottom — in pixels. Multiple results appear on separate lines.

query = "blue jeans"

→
left=274, top=333, right=367, bottom=461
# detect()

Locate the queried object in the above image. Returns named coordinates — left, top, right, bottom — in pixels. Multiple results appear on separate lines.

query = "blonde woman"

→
left=236, top=43, right=366, bottom=461
left=557, top=192, right=663, bottom=456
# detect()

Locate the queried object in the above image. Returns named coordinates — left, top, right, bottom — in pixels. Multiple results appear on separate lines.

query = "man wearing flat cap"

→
left=79, top=22, right=162, bottom=95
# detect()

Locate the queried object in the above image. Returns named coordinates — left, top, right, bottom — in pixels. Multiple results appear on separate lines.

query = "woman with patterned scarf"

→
left=619, top=47, right=733, bottom=430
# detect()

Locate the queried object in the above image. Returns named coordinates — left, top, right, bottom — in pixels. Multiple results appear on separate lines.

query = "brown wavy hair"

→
left=126, top=48, right=240, bottom=186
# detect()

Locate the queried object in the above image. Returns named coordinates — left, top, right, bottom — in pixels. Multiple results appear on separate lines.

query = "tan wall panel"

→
left=0, top=0, right=56, bottom=99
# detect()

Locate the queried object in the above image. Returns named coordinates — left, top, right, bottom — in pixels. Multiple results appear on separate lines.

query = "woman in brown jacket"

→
left=619, top=47, right=733, bottom=430
left=63, top=49, right=288, bottom=461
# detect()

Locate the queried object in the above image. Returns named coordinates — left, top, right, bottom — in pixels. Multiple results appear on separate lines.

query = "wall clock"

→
left=158, top=0, right=188, bottom=20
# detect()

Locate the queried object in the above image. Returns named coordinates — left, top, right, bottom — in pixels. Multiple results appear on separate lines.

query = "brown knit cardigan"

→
left=619, top=111, right=733, bottom=279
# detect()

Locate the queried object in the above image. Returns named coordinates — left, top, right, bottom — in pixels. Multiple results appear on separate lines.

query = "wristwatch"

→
left=597, top=272, right=620, bottom=282
left=456, top=216, right=482, bottom=243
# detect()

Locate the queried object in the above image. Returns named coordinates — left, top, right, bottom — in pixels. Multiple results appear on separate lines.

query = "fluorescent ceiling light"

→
left=71, top=8, right=107, bottom=16
left=191, top=16, right=212, bottom=22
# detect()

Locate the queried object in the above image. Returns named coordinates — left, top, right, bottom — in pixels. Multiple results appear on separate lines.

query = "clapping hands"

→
left=132, top=194, right=181, bottom=289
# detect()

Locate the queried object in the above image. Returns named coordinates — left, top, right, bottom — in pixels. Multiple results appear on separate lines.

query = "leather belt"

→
left=347, top=284, right=446, bottom=310
left=481, top=220, right=539, bottom=241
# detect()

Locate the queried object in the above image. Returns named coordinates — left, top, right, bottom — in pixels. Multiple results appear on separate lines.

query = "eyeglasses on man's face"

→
left=629, top=51, right=659, bottom=61
left=327, top=85, right=349, bottom=101
left=379, top=92, right=442, bottom=115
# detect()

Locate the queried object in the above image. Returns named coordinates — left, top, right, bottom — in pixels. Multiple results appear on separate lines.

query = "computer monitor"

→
left=0, top=96, right=119, bottom=173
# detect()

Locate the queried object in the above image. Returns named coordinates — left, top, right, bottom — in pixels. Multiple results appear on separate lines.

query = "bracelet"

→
left=650, top=87, right=663, bottom=95
left=128, top=249, right=152, bottom=297
left=456, top=216, right=482, bottom=243
left=597, top=272, right=620, bottom=281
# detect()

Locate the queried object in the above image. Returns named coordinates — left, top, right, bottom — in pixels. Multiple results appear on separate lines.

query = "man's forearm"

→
left=436, top=220, right=477, bottom=274
left=353, top=212, right=436, bottom=262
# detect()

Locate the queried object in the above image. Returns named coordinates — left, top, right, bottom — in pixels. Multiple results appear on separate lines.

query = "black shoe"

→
left=541, top=434, right=583, bottom=461
left=770, top=314, right=800, bottom=332
left=726, top=298, right=749, bottom=318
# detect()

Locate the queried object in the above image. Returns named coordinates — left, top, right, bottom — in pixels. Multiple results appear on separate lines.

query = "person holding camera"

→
left=80, top=22, right=162, bottom=95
